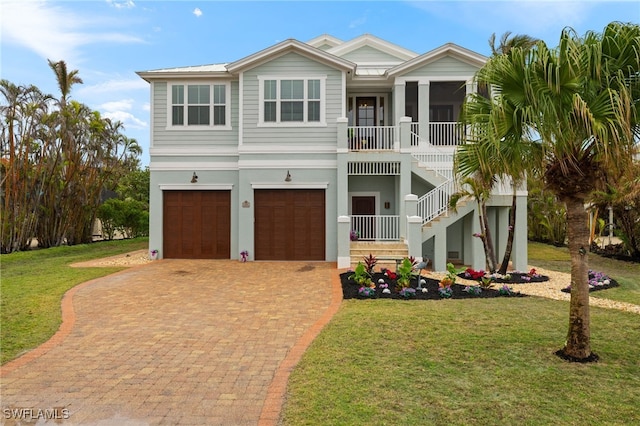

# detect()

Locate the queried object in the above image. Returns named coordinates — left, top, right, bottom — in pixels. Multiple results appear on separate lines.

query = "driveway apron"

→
left=1, top=260, right=340, bottom=425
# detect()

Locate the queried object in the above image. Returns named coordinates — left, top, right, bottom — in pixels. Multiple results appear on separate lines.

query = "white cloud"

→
left=106, top=0, right=135, bottom=9
left=349, top=15, right=367, bottom=29
left=103, top=110, right=147, bottom=130
left=100, top=99, right=147, bottom=130
left=101, top=99, right=135, bottom=112
left=193, top=7, right=203, bottom=18
left=1, top=0, right=145, bottom=63
left=78, top=78, right=149, bottom=96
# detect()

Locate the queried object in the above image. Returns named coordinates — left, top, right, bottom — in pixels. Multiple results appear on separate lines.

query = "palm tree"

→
left=455, top=32, right=539, bottom=273
left=477, top=22, right=639, bottom=361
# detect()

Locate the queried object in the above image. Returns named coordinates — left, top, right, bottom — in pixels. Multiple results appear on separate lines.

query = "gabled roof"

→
left=306, top=34, right=344, bottom=50
left=137, top=64, right=229, bottom=81
left=226, top=39, right=355, bottom=74
left=326, top=34, right=418, bottom=62
left=388, top=43, right=487, bottom=77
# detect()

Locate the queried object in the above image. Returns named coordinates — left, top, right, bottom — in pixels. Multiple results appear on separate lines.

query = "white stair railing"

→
left=417, top=179, right=455, bottom=224
left=410, top=133, right=457, bottom=226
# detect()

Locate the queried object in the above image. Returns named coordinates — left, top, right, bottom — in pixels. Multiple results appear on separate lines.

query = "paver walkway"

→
left=1, top=260, right=342, bottom=425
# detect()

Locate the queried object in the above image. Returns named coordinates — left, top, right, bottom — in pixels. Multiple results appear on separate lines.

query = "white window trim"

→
left=166, top=81, right=232, bottom=130
left=257, top=75, right=327, bottom=127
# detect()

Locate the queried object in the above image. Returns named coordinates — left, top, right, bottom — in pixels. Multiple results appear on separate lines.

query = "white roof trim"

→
left=226, top=39, right=355, bottom=73
left=137, top=64, right=230, bottom=80
left=327, top=34, right=418, bottom=61
left=307, top=34, right=343, bottom=49
left=388, top=43, right=487, bottom=77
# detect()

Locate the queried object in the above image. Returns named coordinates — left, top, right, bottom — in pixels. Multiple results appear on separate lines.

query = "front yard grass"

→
left=282, top=298, right=640, bottom=425
left=282, top=242, right=640, bottom=425
left=0, top=238, right=148, bottom=364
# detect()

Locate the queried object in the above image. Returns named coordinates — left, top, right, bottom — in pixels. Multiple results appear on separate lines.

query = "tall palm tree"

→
left=477, top=22, right=639, bottom=361
left=455, top=32, right=539, bottom=273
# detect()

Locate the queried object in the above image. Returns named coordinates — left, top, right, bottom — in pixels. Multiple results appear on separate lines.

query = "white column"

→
left=337, top=215, right=351, bottom=268
left=393, top=82, right=405, bottom=126
left=433, top=228, right=447, bottom=272
left=418, top=80, right=430, bottom=144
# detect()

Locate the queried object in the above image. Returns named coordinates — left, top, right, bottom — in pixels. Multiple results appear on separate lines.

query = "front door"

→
left=356, top=97, right=376, bottom=126
left=352, top=196, right=376, bottom=240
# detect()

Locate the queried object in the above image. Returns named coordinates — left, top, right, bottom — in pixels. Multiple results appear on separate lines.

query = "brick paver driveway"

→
left=1, top=260, right=341, bottom=425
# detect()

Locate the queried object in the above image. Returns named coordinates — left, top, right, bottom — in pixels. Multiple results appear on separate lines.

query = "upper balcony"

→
left=345, top=121, right=465, bottom=152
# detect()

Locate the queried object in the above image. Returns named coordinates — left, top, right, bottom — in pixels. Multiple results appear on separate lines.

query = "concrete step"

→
left=349, top=241, right=409, bottom=269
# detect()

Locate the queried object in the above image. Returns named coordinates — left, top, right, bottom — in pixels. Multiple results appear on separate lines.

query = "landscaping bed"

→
left=340, top=271, right=526, bottom=300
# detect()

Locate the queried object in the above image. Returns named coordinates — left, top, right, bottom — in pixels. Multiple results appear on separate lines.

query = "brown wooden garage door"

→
left=254, top=189, right=325, bottom=260
left=163, top=190, right=230, bottom=259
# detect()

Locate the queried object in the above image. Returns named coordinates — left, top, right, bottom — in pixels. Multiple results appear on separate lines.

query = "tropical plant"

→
left=349, top=262, right=372, bottom=287
left=455, top=31, right=540, bottom=274
left=395, top=257, right=414, bottom=290
left=0, top=61, right=142, bottom=253
left=362, top=253, right=378, bottom=275
left=468, top=22, right=640, bottom=360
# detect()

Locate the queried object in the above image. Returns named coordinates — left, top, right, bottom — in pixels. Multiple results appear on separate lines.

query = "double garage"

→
left=163, top=189, right=326, bottom=260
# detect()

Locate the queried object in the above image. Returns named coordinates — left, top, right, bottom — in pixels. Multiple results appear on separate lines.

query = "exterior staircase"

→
left=349, top=241, right=409, bottom=270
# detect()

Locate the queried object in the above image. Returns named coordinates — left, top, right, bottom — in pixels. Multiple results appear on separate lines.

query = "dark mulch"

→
left=457, top=271, right=550, bottom=284
left=560, top=279, right=620, bottom=293
left=340, top=272, right=526, bottom=300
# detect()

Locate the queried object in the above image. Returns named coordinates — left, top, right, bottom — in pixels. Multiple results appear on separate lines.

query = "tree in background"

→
left=0, top=60, right=143, bottom=253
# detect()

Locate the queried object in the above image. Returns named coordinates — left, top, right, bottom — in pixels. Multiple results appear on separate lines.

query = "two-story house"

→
left=137, top=34, right=528, bottom=271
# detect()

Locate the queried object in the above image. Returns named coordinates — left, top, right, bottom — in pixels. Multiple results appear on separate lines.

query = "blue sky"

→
left=1, top=0, right=638, bottom=166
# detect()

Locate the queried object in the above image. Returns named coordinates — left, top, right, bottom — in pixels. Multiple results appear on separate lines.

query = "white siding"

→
left=403, top=56, right=478, bottom=77
left=341, top=45, right=404, bottom=63
left=242, top=52, right=344, bottom=147
left=151, top=81, right=240, bottom=147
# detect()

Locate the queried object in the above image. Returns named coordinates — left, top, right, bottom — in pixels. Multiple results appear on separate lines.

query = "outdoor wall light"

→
left=384, top=201, right=390, bottom=209
left=191, top=172, right=198, bottom=183
left=285, top=170, right=292, bottom=182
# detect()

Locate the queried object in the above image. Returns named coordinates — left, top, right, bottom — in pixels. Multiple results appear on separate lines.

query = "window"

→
left=170, top=83, right=229, bottom=128
left=259, top=76, right=325, bottom=125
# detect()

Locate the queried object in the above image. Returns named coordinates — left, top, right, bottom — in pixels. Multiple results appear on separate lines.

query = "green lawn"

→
left=0, top=238, right=148, bottom=364
left=528, top=241, right=640, bottom=305
left=281, top=243, right=640, bottom=425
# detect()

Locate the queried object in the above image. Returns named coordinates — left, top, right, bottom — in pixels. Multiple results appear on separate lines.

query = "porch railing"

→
left=429, top=122, right=465, bottom=146
left=348, top=126, right=395, bottom=151
left=351, top=215, right=400, bottom=241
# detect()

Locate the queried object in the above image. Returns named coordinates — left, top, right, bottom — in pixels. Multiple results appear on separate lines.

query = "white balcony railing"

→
left=348, top=126, right=395, bottom=151
left=351, top=215, right=400, bottom=241
left=429, top=122, right=464, bottom=146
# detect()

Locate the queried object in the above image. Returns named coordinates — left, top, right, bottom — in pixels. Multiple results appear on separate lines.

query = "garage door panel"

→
left=163, top=190, right=230, bottom=259
left=255, top=189, right=325, bottom=261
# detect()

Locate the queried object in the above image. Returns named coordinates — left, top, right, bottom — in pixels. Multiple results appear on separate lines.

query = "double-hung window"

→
left=170, top=82, right=230, bottom=128
left=259, top=76, right=325, bottom=126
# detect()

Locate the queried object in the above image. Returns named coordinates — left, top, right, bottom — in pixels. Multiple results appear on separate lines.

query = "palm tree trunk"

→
left=478, top=201, right=498, bottom=272
left=560, top=195, right=593, bottom=360
left=498, top=194, right=517, bottom=274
